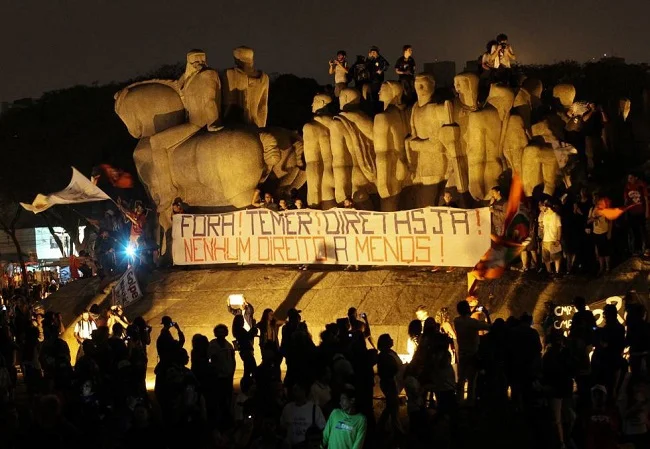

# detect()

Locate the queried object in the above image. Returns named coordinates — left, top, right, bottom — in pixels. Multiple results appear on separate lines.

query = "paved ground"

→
left=47, top=258, right=650, bottom=386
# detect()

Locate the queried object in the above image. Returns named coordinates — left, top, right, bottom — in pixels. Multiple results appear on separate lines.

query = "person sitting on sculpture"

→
left=350, top=55, right=371, bottom=99
left=395, top=45, right=416, bottom=104
left=329, top=50, right=349, bottom=97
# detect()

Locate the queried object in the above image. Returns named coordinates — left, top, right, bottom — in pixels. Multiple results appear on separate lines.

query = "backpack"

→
left=304, top=404, right=323, bottom=446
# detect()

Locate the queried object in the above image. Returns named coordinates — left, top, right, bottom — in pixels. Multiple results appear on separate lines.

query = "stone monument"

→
left=330, top=88, right=377, bottom=208
left=374, top=81, right=410, bottom=211
left=223, top=46, right=270, bottom=127
left=303, top=94, right=336, bottom=208
left=178, top=49, right=222, bottom=130
left=407, top=73, right=453, bottom=206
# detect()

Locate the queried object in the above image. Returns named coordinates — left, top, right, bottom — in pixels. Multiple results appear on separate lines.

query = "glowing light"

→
left=125, top=244, right=136, bottom=257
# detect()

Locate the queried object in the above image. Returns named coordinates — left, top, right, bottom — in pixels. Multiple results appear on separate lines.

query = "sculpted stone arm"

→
left=303, top=123, right=324, bottom=207
left=466, top=113, right=487, bottom=200
left=373, top=113, right=394, bottom=198
left=330, top=121, right=353, bottom=203
left=257, top=76, right=269, bottom=127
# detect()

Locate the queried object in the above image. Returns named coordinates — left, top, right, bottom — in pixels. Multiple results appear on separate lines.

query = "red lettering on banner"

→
left=184, top=239, right=194, bottom=262
left=383, top=236, right=399, bottom=262
left=415, top=236, right=431, bottom=263
left=238, top=237, right=250, bottom=260
left=355, top=236, right=369, bottom=260
left=258, top=237, right=270, bottom=261
left=369, top=236, right=382, bottom=262
left=285, top=237, right=297, bottom=261
left=193, top=238, right=204, bottom=262
left=203, top=238, right=216, bottom=261
left=272, top=237, right=285, bottom=262
left=313, top=236, right=327, bottom=261
left=399, top=236, right=415, bottom=263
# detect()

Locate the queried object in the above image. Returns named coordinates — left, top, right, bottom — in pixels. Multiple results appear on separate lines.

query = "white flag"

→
left=112, top=266, right=143, bottom=307
left=20, top=167, right=110, bottom=213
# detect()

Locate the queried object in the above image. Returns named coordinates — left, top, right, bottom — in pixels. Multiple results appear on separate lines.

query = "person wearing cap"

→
left=156, top=316, right=185, bottom=362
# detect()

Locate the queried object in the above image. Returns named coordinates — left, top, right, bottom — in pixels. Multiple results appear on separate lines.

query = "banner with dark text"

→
left=111, top=267, right=144, bottom=307
left=172, top=207, right=491, bottom=267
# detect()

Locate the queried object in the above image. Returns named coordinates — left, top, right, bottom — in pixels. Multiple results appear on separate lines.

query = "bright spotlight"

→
left=125, top=244, right=136, bottom=257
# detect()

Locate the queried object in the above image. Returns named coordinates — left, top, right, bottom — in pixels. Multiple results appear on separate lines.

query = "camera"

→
left=171, top=322, right=177, bottom=327
left=361, top=312, right=367, bottom=319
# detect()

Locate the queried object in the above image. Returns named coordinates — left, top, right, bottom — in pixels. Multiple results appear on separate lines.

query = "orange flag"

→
left=100, top=164, right=134, bottom=188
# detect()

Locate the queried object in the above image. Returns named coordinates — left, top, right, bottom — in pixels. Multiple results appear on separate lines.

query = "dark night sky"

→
left=2, top=0, right=649, bottom=103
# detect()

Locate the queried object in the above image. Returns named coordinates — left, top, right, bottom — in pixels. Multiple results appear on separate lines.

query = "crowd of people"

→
left=1, top=288, right=649, bottom=449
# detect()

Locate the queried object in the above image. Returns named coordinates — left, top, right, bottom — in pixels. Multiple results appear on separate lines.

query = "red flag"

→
left=468, top=175, right=530, bottom=291
left=100, top=164, right=134, bottom=188
left=594, top=198, right=632, bottom=220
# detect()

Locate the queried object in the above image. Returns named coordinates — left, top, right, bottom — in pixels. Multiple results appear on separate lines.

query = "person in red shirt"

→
left=623, top=173, right=650, bottom=255
left=583, top=385, right=620, bottom=449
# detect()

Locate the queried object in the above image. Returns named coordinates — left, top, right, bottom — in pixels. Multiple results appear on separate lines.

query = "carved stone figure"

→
left=177, top=49, right=221, bottom=130
left=449, top=73, right=479, bottom=198
left=466, top=85, right=516, bottom=200
left=522, top=137, right=558, bottom=196
left=374, top=81, right=410, bottom=210
left=114, top=79, right=305, bottom=255
left=407, top=73, right=453, bottom=206
left=330, top=88, right=376, bottom=208
left=223, top=46, right=269, bottom=127
left=303, top=94, right=336, bottom=208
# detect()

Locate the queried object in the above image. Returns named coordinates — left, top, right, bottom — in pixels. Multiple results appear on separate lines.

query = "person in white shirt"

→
left=328, top=50, right=349, bottom=97
left=280, top=383, right=326, bottom=447
left=539, top=199, right=563, bottom=275
left=74, top=311, right=97, bottom=344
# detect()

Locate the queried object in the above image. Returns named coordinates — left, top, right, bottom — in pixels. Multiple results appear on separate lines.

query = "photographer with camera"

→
left=156, top=315, right=185, bottom=362
left=328, top=50, right=349, bottom=97
left=495, top=34, right=516, bottom=68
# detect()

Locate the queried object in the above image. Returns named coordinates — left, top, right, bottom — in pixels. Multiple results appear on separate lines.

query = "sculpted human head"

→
left=414, top=73, right=435, bottom=107
left=233, top=46, right=255, bottom=69
left=453, top=73, right=479, bottom=110
left=378, top=81, right=403, bottom=110
left=312, top=94, right=333, bottom=114
left=186, top=49, right=207, bottom=71
left=553, top=84, right=576, bottom=110
left=487, top=84, right=515, bottom=121
left=522, top=78, right=543, bottom=100
left=339, top=88, right=361, bottom=111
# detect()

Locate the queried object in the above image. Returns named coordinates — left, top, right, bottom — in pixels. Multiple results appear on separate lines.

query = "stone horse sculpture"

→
left=114, top=79, right=268, bottom=251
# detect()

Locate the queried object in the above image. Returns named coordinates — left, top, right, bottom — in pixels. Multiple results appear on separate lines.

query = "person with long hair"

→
left=232, top=314, right=257, bottom=379
left=257, top=308, right=282, bottom=354
left=435, top=307, right=458, bottom=365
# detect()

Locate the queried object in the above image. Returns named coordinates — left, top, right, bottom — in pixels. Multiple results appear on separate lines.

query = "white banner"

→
left=172, top=207, right=491, bottom=267
left=21, top=167, right=110, bottom=213
left=112, top=267, right=143, bottom=307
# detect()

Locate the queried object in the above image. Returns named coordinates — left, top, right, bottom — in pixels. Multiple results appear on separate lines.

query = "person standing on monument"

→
left=329, top=50, right=349, bottom=97
left=366, top=46, right=390, bottom=109
left=539, top=199, right=563, bottom=276
left=395, top=45, right=416, bottom=104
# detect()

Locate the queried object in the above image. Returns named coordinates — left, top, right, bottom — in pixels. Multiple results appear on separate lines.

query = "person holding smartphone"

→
left=453, top=299, right=491, bottom=405
left=156, top=315, right=185, bottom=362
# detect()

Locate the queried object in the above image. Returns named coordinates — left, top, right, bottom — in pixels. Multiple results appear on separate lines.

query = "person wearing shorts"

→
left=589, top=197, right=612, bottom=275
left=539, top=200, right=563, bottom=275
